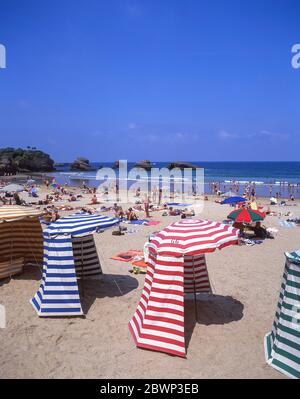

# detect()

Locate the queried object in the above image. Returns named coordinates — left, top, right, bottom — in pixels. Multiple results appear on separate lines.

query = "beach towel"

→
left=146, top=220, right=161, bottom=226
left=111, top=250, right=143, bottom=262
left=166, top=202, right=192, bottom=207
left=241, top=238, right=263, bottom=246
left=278, top=220, right=296, bottom=228
left=132, top=259, right=148, bottom=268
left=124, top=219, right=149, bottom=225
left=130, top=259, right=148, bottom=274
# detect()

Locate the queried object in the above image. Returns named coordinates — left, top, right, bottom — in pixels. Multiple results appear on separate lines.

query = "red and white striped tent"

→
left=129, top=219, right=240, bottom=357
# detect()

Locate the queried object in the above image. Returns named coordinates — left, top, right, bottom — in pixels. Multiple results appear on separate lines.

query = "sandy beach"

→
left=0, top=183, right=299, bottom=379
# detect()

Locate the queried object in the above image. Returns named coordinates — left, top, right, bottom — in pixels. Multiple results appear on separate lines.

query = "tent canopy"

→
left=0, top=206, right=43, bottom=279
left=221, top=196, right=246, bottom=205
left=149, top=219, right=240, bottom=256
left=0, top=205, right=42, bottom=222
left=44, top=213, right=119, bottom=237
left=31, top=212, right=119, bottom=317
left=0, top=184, right=24, bottom=193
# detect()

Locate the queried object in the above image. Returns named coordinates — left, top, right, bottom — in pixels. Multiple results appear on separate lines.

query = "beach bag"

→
left=112, top=230, right=124, bottom=236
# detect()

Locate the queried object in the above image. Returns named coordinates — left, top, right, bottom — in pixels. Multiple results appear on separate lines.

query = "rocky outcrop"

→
left=134, top=160, right=153, bottom=170
left=0, top=147, right=55, bottom=175
left=70, top=157, right=93, bottom=171
left=167, top=161, right=199, bottom=170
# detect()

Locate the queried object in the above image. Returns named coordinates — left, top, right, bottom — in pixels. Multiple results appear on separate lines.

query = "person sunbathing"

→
left=181, top=208, right=195, bottom=218
left=90, top=195, right=99, bottom=205
left=168, top=207, right=181, bottom=216
left=68, top=193, right=77, bottom=202
left=0, top=195, right=8, bottom=204
left=13, top=193, right=27, bottom=206
left=126, top=208, right=138, bottom=221
left=81, top=207, right=97, bottom=214
left=113, top=203, right=124, bottom=218
left=51, top=209, right=60, bottom=222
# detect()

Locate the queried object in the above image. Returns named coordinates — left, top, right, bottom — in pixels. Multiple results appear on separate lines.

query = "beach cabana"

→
left=0, top=206, right=43, bottom=279
left=264, top=250, right=300, bottom=379
left=129, top=219, right=240, bottom=357
left=31, top=213, right=119, bottom=317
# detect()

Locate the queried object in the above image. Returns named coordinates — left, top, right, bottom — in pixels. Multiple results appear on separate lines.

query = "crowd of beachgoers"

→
left=0, top=175, right=300, bottom=379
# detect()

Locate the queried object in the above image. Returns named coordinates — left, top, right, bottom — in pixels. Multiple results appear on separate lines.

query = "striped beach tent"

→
left=129, top=219, right=240, bottom=357
left=0, top=206, right=43, bottom=279
left=31, top=213, right=119, bottom=317
left=264, top=250, right=300, bottom=379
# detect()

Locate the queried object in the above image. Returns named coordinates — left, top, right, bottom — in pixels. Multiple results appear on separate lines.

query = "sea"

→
left=47, top=161, right=300, bottom=198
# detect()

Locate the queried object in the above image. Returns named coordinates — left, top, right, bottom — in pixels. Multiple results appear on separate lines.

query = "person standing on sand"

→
left=144, top=193, right=150, bottom=218
left=152, top=186, right=157, bottom=203
left=158, top=188, right=162, bottom=205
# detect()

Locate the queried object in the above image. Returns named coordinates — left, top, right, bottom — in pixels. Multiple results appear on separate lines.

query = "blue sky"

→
left=0, top=0, right=299, bottom=162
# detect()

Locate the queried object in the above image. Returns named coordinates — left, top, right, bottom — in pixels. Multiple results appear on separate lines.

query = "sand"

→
left=0, top=185, right=299, bottom=379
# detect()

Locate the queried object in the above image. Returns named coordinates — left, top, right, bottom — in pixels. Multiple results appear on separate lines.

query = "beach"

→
left=0, top=184, right=299, bottom=379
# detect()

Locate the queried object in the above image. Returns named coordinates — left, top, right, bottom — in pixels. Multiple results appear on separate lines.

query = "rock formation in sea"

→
left=0, top=147, right=55, bottom=175
left=167, top=161, right=199, bottom=170
left=70, top=157, right=93, bottom=171
left=134, top=160, right=153, bottom=170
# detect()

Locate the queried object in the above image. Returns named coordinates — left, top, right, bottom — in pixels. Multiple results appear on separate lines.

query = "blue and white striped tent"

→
left=31, top=213, right=119, bottom=317
left=264, top=250, right=300, bottom=379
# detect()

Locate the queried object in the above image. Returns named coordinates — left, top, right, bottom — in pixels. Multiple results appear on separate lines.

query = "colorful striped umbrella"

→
left=149, top=218, right=240, bottom=256
left=227, top=208, right=265, bottom=223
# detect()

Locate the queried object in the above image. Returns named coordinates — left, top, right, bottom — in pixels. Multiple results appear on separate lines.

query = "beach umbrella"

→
left=129, top=219, right=240, bottom=357
left=45, top=212, right=119, bottom=237
left=227, top=208, right=265, bottom=223
left=0, top=183, right=24, bottom=193
left=221, top=196, right=246, bottom=205
left=221, top=190, right=236, bottom=198
left=149, top=219, right=240, bottom=256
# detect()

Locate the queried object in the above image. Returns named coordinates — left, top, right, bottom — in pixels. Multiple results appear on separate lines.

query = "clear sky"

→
left=0, top=0, right=299, bottom=162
